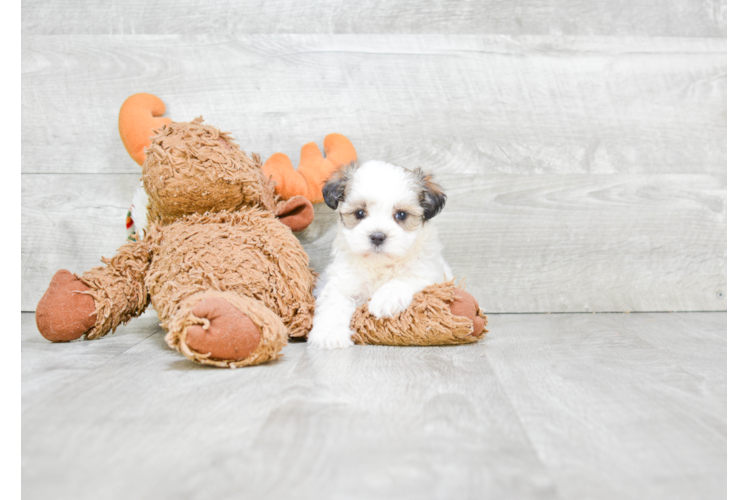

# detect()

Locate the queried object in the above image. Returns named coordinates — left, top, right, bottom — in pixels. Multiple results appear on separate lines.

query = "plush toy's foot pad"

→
left=184, top=297, right=262, bottom=361
left=36, top=270, right=97, bottom=342
left=450, top=289, right=487, bottom=337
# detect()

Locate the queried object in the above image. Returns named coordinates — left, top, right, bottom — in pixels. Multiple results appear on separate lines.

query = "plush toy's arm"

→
left=351, top=283, right=487, bottom=346
left=262, top=134, right=357, bottom=204
left=36, top=239, right=152, bottom=342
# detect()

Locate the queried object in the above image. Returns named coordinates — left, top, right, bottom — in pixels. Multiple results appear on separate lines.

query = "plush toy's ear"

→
left=414, top=168, right=447, bottom=220
left=119, top=93, right=172, bottom=165
left=275, top=196, right=314, bottom=232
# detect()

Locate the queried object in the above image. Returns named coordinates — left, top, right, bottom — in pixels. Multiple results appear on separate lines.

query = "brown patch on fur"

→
left=393, top=202, right=424, bottom=232
left=339, top=202, right=367, bottom=229
left=413, top=168, right=447, bottom=220
left=350, top=281, right=488, bottom=346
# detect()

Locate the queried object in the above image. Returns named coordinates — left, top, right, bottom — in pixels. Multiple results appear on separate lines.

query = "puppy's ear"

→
left=415, top=169, right=447, bottom=220
left=322, top=162, right=357, bottom=210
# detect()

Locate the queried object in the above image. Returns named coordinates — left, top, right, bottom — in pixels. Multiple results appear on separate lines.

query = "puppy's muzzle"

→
left=370, top=232, right=387, bottom=247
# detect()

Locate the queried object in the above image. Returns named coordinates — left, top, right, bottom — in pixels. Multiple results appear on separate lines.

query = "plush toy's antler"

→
left=262, top=134, right=357, bottom=204
left=119, top=93, right=172, bottom=165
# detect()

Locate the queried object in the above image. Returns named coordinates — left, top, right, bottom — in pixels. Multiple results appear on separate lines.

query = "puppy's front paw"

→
left=307, top=323, right=355, bottom=349
left=368, top=285, right=414, bottom=319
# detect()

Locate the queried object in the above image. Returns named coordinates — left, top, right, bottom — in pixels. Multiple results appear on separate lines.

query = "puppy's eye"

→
left=394, top=211, right=408, bottom=221
left=355, top=209, right=366, bottom=220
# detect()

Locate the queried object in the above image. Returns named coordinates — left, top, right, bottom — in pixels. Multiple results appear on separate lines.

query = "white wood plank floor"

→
left=21, top=311, right=726, bottom=500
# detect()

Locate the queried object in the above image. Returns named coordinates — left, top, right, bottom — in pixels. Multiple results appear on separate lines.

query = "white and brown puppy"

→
left=308, top=160, right=453, bottom=349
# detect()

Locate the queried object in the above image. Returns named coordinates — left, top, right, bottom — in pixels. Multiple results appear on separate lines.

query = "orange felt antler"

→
left=262, top=134, right=357, bottom=204
left=119, top=93, right=172, bottom=165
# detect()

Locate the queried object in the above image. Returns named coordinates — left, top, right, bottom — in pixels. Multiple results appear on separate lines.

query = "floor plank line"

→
left=22, top=312, right=726, bottom=500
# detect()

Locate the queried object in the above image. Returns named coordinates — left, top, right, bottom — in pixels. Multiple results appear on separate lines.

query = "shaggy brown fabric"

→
left=78, top=239, right=151, bottom=340
left=142, top=119, right=278, bottom=225
left=36, top=112, right=328, bottom=367
left=57, top=205, right=312, bottom=365
left=146, top=209, right=315, bottom=339
left=36, top=270, right=97, bottom=342
left=166, top=290, right=287, bottom=368
left=350, top=281, right=488, bottom=346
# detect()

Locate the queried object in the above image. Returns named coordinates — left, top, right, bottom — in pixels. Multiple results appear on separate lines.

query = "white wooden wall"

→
left=21, top=1, right=726, bottom=313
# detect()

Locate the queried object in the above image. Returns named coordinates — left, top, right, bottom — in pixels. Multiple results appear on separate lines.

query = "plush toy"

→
left=35, top=93, right=357, bottom=367
left=35, top=93, right=487, bottom=368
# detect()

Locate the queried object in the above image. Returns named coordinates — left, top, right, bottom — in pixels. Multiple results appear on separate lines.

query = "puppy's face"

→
left=323, top=160, right=446, bottom=259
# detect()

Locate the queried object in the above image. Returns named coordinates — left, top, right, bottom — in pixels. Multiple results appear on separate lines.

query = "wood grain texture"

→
left=22, top=174, right=139, bottom=312
left=22, top=35, right=726, bottom=175
left=21, top=311, right=726, bottom=500
left=21, top=310, right=161, bottom=413
left=483, top=312, right=726, bottom=500
left=22, top=172, right=726, bottom=313
left=727, top=370, right=748, bottom=500
left=21, top=314, right=319, bottom=500
left=21, top=0, right=727, bottom=37
left=436, top=172, right=726, bottom=313
left=22, top=312, right=558, bottom=500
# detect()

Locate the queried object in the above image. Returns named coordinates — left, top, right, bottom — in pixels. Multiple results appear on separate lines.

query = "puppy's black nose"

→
left=370, top=232, right=387, bottom=246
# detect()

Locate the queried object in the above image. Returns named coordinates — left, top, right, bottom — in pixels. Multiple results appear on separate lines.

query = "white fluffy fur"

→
left=130, top=182, right=150, bottom=240
left=308, top=160, right=453, bottom=349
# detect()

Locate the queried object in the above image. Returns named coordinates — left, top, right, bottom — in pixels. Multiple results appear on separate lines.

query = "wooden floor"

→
left=21, top=311, right=726, bottom=500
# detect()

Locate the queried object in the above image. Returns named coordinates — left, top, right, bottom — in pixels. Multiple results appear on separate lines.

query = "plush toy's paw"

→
left=307, top=320, right=355, bottom=349
left=184, top=297, right=262, bottom=361
left=36, top=270, right=97, bottom=342
left=450, top=289, right=486, bottom=337
left=368, top=283, right=414, bottom=319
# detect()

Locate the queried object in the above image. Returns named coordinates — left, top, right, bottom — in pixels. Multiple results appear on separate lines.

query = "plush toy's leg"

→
left=36, top=239, right=150, bottom=342
left=36, top=270, right=97, bottom=342
left=165, top=291, right=288, bottom=368
left=350, top=282, right=488, bottom=346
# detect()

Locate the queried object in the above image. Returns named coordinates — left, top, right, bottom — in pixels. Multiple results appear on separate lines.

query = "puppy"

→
left=307, top=160, right=453, bottom=349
